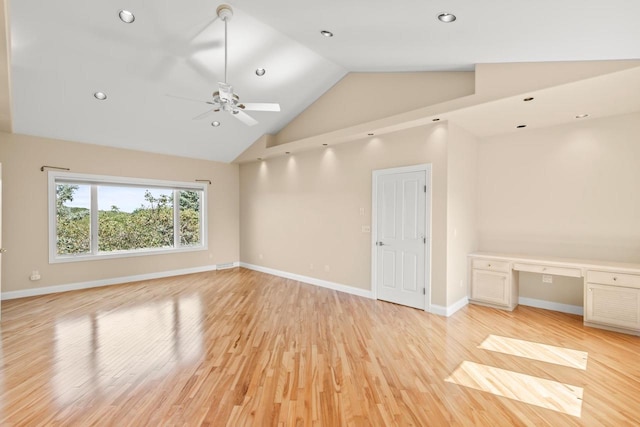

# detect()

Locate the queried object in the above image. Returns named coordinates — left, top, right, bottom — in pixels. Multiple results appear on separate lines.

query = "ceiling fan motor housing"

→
left=216, top=4, right=233, bottom=21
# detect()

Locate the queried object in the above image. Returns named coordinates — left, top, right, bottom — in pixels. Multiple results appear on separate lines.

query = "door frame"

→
left=371, top=163, right=432, bottom=312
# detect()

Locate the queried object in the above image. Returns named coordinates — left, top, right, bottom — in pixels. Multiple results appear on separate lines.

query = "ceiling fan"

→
left=169, top=4, right=280, bottom=127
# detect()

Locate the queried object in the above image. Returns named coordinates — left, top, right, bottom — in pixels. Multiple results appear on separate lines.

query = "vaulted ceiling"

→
left=4, top=0, right=640, bottom=162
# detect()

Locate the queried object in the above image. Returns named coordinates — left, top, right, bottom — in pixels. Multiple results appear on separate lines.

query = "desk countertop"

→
left=469, top=251, right=640, bottom=274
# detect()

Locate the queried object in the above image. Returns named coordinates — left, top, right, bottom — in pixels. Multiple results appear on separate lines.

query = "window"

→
left=49, top=172, right=207, bottom=263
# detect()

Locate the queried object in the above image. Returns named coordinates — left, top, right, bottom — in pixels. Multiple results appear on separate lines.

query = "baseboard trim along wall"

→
left=0, top=263, right=240, bottom=300
left=431, top=296, right=469, bottom=317
left=240, top=263, right=375, bottom=299
left=518, top=297, right=584, bottom=316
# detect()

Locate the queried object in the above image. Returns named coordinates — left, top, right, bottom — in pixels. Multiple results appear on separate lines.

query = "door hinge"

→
left=422, top=288, right=426, bottom=295
left=423, top=237, right=426, bottom=244
left=424, top=185, right=427, bottom=193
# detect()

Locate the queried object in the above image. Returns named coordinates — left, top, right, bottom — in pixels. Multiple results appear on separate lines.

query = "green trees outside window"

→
left=56, top=183, right=202, bottom=256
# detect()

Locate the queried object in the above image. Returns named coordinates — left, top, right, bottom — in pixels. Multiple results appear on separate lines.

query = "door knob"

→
left=376, top=241, right=386, bottom=246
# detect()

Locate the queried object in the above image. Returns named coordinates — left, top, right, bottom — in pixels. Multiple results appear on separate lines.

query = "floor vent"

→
left=216, top=262, right=236, bottom=270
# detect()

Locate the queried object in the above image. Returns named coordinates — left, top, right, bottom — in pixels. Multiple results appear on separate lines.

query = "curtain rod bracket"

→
left=195, top=179, right=212, bottom=185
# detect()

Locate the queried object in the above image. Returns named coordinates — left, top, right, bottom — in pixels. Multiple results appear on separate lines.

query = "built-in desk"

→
left=468, top=252, right=640, bottom=336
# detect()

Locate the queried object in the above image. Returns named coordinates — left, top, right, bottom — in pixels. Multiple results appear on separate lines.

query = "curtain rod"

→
left=41, top=165, right=70, bottom=172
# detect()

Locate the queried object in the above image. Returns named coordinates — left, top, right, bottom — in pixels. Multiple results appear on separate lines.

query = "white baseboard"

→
left=518, top=297, right=584, bottom=316
left=431, top=296, right=469, bottom=317
left=239, top=262, right=374, bottom=299
left=0, top=263, right=238, bottom=300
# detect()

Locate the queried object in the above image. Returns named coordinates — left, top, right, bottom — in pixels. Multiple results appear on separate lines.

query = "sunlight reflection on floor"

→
left=479, top=335, right=588, bottom=370
left=445, top=361, right=583, bottom=417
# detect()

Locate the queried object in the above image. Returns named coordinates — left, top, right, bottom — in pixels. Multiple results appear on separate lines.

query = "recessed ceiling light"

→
left=322, top=143, right=328, bottom=146
left=211, top=121, right=221, bottom=127
left=437, top=13, right=456, bottom=23
left=255, top=68, right=266, bottom=77
left=575, top=114, right=589, bottom=119
left=368, top=133, right=374, bottom=136
left=320, top=30, right=334, bottom=37
left=432, top=118, right=440, bottom=122
left=516, top=124, right=527, bottom=128
left=285, top=151, right=291, bottom=155
left=523, top=97, right=534, bottom=102
left=93, top=92, right=107, bottom=100
left=119, top=10, right=135, bottom=24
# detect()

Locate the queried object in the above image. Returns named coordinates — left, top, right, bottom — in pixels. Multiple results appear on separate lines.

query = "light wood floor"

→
left=1, top=268, right=639, bottom=426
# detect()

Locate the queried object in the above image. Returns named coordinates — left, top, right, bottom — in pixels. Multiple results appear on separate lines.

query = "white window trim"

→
left=48, top=171, right=208, bottom=264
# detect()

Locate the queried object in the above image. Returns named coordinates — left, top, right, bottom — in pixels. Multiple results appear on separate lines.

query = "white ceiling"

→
left=8, top=0, right=640, bottom=162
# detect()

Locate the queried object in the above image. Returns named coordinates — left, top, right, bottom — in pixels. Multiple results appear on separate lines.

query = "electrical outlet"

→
left=30, top=270, right=41, bottom=281
left=324, top=265, right=330, bottom=272
left=542, top=274, right=553, bottom=284
left=361, top=225, right=371, bottom=233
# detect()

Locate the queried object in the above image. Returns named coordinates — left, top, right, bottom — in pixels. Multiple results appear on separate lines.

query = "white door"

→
left=373, top=166, right=429, bottom=310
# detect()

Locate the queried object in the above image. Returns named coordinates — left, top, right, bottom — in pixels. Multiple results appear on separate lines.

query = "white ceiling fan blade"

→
left=232, top=110, right=258, bottom=126
left=241, top=103, right=281, bottom=112
left=165, top=94, right=213, bottom=105
left=192, top=108, right=218, bottom=120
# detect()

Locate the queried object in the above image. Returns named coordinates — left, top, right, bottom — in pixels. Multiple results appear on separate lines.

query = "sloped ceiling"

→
left=3, top=0, right=640, bottom=162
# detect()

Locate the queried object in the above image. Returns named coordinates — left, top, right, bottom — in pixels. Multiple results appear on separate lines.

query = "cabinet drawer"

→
left=472, top=259, right=510, bottom=273
left=587, top=271, right=640, bottom=289
left=513, top=263, right=582, bottom=278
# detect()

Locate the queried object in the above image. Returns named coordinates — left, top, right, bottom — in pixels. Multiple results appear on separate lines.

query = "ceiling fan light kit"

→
left=171, top=4, right=280, bottom=127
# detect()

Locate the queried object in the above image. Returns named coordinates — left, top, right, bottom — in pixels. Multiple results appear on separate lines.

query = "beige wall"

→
left=477, top=112, right=640, bottom=303
left=0, top=132, right=239, bottom=293
left=518, top=273, right=583, bottom=307
left=240, top=124, right=450, bottom=306
left=275, top=72, right=474, bottom=145
left=446, top=124, right=479, bottom=306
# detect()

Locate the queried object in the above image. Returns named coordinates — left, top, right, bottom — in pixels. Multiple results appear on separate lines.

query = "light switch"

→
left=542, top=274, right=553, bottom=283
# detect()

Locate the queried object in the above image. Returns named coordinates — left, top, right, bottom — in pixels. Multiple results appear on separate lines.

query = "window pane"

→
left=56, top=183, right=91, bottom=255
left=97, top=186, right=174, bottom=252
left=179, top=190, right=201, bottom=247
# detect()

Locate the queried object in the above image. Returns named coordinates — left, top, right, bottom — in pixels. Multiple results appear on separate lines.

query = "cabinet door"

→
left=585, top=283, right=640, bottom=330
left=472, top=270, right=510, bottom=306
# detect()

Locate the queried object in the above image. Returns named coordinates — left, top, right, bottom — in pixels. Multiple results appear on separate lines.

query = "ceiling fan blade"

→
left=165, top=94, right=213, bottom=105
left=241, top=103, right=281, bottom=112
left=192, top=108, right=217, bottom=120
left=232, top=110, right=258, bottom=126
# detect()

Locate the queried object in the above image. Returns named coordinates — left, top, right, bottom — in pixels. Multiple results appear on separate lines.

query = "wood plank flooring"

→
left=0, top=268, right=639, bottom=426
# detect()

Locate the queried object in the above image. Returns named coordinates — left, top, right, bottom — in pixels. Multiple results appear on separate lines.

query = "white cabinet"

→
left=468, top=252, right=640, bottom=336
left=585, top=271, right=640, bottom=335
left=469, top=257, right=518, bottom=310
